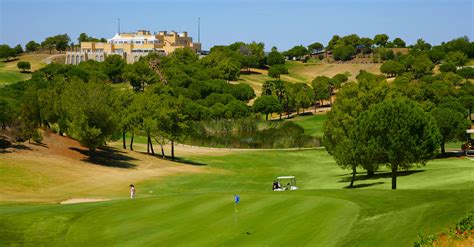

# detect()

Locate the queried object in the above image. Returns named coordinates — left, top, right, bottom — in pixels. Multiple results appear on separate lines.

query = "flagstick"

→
left=234, top=202, right=237, bottom=228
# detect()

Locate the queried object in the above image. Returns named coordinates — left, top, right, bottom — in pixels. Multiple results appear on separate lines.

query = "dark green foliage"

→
left=439, top=63, right=457, bottom=73
left=62, top=81, right=118, bottom=152
left=333, top=45, right=355, bottom=61
left=252, top=95, right=281, bottom=120
left=102, top=55, right=126, bottom=83
left=431, top=106, right=470, bottom=154
left=311, top=76, right=331, bottom=105
left=353, top=99, right=440, bottom=189
left=284, top=45, right=308, bottom=59
left=392, top=38, right=406, bottom=48
left=267, top=48, right=285, bottom=66
left=223, top=83, right=255, bottom=101
left=17, top=61, right=31, bottom=72
left=373, top=34, right=389, bottom=46
left=187, top=118, right=319, bottom=149
left=308, top=42, right=324, bottom=54
left=25, top=41, right=40, bottom=53
left=380, top=60, right=405, bottom=77
left=445, top=51, right=469, bottom=66
left=41, top=34, right=70, bottom=53
left=412, top=55, right=434, bottom=78
left=0, top=44, right=18, bottom=61
left=456, top=67, right=474, bottom=81
left=268, top=64, right=288, bottom=79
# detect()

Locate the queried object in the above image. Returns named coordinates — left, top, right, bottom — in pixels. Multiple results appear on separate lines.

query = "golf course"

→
left=0, top=115, right=472, bottom=246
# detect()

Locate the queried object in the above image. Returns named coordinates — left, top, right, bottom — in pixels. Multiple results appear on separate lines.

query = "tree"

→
left=159, top=97, right=189, bottom=161
left=62, top=81, right=118, bottom=152
left=393, top=38, right=406, bottom=48
left=412, top=38, right=432, bottom=51
left=102, top=55, right=126, bottom=83
left=217, top=58, right=240, bottom=82
left=308, top=42, right=324, bottom=54
left=439, top=63, right=457, bottom=73
left=431, top=107, right=470, bottom=154
left=445, top=51, right=469, bottom=66
left=268, top=64, right=288, bottom=80
left=333, top=45, right=355, bottom=61
left=54, top=34, right=70, bottom=52
left=428, top=46, right=446, bottom=64
left=25, top=41, right=40, bottom=53
left=456, top=67, right=474, bottom=82
left=412, top=55, right=434, bottom=78
left=17, top=61, right=31, bottom=72
left=284, top=45, right=308, bottom=60
left=252, top=95, right=281, bottom=120
left=311, top=76, right=331, bottom=107
left=374, top=34, right=389, bottom=47
left=380, top=60, right=405, bottom=77
left=267, top=48, right=285, bottom=66
left=0, top=44, right=16, bottom=61
left=14, top=44, right=23, bottom=55
left=353, top=99, right=440, bottom=189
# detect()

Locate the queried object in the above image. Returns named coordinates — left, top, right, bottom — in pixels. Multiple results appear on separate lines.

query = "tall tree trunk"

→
left=122, top=129, right=126, bottom=149
left=161, top=144, right=165, bottom=158
left=266, top=113, right=269, bottom=121
left=149, top=136, right=155, bottom=155
left=391, top=164, right=398, bottom=190
left=130, top=132, right=134, bottom=151
left=171, top=140, right=175, bottom=161
left=441, top=141, right=445, bottom=154
left=367, top=169, right=374, bottom=177
left=350, top=166, right=357, bottom=187
left=147, top=133, right=150, bottom=154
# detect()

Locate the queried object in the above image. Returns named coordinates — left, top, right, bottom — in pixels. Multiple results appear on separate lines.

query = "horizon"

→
left=0, top=0, right=473, bottom=51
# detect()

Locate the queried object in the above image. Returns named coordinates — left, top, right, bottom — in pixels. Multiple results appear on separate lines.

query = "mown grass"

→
left=289, top=113, right=328, bottom=138
left=1, top=148, right=472, bottom=246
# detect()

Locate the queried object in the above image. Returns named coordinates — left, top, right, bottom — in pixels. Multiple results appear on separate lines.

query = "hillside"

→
left=237, top=61, right=382, bottom=95
left=0, top=54, right=64, bottom=85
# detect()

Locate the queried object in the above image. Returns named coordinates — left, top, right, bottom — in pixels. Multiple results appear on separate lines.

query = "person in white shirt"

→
left=130, top=184, right=136, bottom=199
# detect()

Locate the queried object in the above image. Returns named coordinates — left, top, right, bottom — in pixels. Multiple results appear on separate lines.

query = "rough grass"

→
left=0, top=54, right=52, bottom=84
left=289, top=113, right=328, bottom=138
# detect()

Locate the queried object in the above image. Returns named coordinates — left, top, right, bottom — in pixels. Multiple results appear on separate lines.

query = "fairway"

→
left=0, top=54, right=55, bottom=85
left=1, top=138, right=473, bottom=246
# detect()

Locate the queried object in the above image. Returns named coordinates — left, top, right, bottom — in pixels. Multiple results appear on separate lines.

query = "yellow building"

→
left=66, top=30, right=201, bottom=64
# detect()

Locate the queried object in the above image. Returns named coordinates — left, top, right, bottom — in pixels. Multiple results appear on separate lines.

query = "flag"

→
left=234, top=194, right=240, bottom=204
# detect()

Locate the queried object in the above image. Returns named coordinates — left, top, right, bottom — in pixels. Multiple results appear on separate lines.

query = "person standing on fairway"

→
left=130, top=184, right=136, bottom=199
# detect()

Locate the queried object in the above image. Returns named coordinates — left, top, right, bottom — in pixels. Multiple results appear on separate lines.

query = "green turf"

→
left=1, top=149, right=472, bottom=246
left=289, top=113, right=328, bottom=138
left=0, top=69, right=31, bottom=84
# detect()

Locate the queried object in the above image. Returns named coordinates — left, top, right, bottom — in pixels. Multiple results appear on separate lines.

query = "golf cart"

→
left=462, top=128, right=474, bottom=156
left=273, top=176, right=298, bottom=191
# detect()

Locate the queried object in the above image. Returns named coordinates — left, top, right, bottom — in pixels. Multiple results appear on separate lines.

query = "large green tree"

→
left=353, top=99, right=440, bottom=189
left=431, top=106, right=470, bottom=154
left=252, top=95, right=281, bottom=120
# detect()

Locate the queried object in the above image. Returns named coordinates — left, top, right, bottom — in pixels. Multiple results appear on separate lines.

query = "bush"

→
left=17, top=61, right=31, bottom=72
left=439, top=63, right=457, bottom=73
left=32, top=129, right=43, bottom=143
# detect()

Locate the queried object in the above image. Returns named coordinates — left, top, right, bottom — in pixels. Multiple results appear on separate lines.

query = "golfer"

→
left=130, top=184, right=136, bottom=199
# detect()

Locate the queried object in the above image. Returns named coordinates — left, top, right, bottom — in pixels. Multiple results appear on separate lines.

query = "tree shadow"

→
left=31, top=142, right=48, bottom=148
left=69, top=146, right=137, bottom=168
left=240, top=70, right=262, bottom=75
left=20, top=71, right=32, bottom=74
left=344, top=182, right=385, bottom=189
left=0, top=140, right=32, bottom=153
left=436, top=152, right=464, bottom=159
left=338, top=170, right=425, bottom=183
left=173, top=157, right=207, bottom=166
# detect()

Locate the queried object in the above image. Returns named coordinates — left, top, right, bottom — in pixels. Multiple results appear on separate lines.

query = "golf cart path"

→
left=60, top=198, right=111, bottom=204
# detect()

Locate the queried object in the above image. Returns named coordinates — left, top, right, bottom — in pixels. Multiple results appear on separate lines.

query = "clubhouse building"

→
left=65, top=30, right=201, bottom=64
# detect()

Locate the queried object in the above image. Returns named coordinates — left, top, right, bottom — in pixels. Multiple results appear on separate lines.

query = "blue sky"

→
left=0, top=0, right=472, bottom=51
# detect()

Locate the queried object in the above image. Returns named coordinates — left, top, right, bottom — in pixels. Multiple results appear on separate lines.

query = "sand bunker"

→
left=60, top=198, right=110, bottom=204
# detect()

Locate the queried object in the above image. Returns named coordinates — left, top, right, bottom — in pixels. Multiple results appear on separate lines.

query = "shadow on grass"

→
left=344, top=181, right=385, bottom=189
left=0, top=139, right=32, bottom=153
left=338, top=170, right=425, bottom=183
left=240, top=70, right=262, bottom=75
left=70, top=146, right=137, bottom=168
left=136, top=151, right=208, bottom=166
left=436, top=152, right=464, bottom=159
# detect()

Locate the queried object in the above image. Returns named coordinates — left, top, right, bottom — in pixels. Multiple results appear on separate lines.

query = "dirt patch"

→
left=60, top=198, right=110, bottom=204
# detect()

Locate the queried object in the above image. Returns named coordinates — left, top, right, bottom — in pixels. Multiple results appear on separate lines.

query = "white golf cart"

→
left=273, top=176, right=298, bottom=191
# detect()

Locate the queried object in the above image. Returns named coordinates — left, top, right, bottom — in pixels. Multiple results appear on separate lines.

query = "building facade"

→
left=65, top=30, right=201, bottom=64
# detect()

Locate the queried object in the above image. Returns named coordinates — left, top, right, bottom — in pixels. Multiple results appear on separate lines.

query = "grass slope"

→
left=1, top=145, right=473, bottom=246
left=0, top=54, right=53, bottom=85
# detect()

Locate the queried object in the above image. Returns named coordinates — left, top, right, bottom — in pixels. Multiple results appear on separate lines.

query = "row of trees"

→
left=0, top=44, right=24, bottom=61
left=324, top=69, right=473, bottom=189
